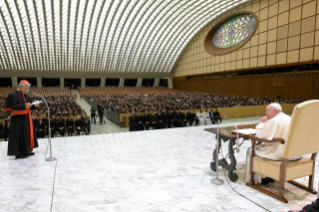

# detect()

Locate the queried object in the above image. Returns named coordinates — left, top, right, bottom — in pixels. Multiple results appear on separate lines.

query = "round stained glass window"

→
left=212, top=14, right=257, bottom=49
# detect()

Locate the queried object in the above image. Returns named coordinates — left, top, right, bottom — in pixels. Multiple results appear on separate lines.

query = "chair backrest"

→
left=282, top=100, right=319, bottom=159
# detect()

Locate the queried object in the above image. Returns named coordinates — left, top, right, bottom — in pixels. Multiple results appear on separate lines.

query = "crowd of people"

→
left=80, top=87, right=300, bottom=114
left=0, top=86, right=301, bottom=137
left=0, top=87, right=88, bottom=140
left=128, top=108, right=222, bottom=131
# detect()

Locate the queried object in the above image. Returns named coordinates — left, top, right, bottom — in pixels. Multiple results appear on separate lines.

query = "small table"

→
left=205, top=124, right=257, bottom=182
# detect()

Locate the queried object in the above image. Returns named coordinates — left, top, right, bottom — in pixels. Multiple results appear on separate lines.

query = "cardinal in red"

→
left=4, top=80, right=40, bottom=159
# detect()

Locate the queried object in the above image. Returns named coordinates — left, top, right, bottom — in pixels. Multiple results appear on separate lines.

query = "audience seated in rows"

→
left=32, top=114, right=91, bottom=138
left=128, top=108, right=222, bottom=131
left=79, top=87, right=300, bottom=115
left=0, top=114, right=90, bottom=140
left=79, top=87, right=299, bottom=131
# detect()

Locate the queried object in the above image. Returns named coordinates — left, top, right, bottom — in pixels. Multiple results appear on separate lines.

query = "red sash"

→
left=12, top=108, right=35, bottom=149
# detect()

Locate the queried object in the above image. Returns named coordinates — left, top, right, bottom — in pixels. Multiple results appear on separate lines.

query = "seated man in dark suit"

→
left=150, top=112, right=158, bottom=129
left=42, top=114, right=49, bottom=136
left=164, top=111, right=173, bottom=128
left=214, top=108, right=222, bottom=123
left=186, top=110, right=193, bottom=126
left=57, top=117, right=65, bottom=137
left=136, top=112, right=144, bottom=131
left=36, top=118, right=46, bottom=138
left=0, top=121, right=3, bottom=139
left=209, top=108, right=216, bottom=124
left=75, top=115, right=83, bottom=135
left=50, top=115, right=57, bottom=137
left=180, top=110, right=187, bottom=126
left=171, top=110, right=177, bottom=127
left=83, top=116, right=91, bottom=135
left=143, top=111, right=151, bottom=130
left=175, top=111, right=184, bottom=127
left=129, top=112, right=137, bottom=131
left=156, top=111, right=165, bottom=129
left=33, top=115, right=40, bottom=128
left=66, top=115, right=74, bottom=136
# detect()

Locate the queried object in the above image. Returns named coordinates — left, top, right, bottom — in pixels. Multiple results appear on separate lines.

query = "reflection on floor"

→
left=0, top=120, right=317, bottom=212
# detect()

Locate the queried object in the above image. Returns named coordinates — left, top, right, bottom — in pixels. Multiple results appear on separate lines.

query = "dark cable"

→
left=220, top=140, right=271, bottom=212
left=221, top=167, right=271, bottom=212
left=44, top=128, right=58, bottom=212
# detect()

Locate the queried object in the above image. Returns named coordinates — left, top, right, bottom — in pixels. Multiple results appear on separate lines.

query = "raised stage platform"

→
left=0, top=121, right=318, bottom=212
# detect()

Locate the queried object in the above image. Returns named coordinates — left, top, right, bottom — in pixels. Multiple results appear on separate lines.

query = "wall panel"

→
left=173, top=71, right=319, bottom=101
left=174, top=0, right=319, bottom=78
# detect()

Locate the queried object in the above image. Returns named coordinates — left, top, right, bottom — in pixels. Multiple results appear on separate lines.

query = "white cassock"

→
left=196, top=112, right=205, bottom=126
left=204, top=112, right=212, bottom=125
left=244, top=112, right=301, bottom=184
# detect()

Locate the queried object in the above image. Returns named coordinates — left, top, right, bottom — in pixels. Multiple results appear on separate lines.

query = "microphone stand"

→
left=28, top=91, right=57, bottom=162
left=211, top=122, right=223, bottom=185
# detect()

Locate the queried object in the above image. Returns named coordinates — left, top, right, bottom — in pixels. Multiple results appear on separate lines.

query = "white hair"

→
left=19, top=82, right=31, bottom=87
left=269, top=103, right=282, bottom=112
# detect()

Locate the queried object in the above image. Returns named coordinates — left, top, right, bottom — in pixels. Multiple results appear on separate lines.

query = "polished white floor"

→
left=0, top=121, right=318, bottom=212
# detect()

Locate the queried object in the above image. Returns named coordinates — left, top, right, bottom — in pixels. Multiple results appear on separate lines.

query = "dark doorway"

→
left=159, top=79, right=168, bottom=87
left=105, top=78, right=120, bottom=87
left=0, top=78, right=12, bottom=87
left=17, top=77, right=37, bottom=87
left=124, top=79, right=137, bottom=87
left=65, top=78, right=81, bottom=89
left=42, top=78, right=60, bottom=87
left=86, top=78, right=101, bottom=87
left=142, top=79, right=155, bottom=87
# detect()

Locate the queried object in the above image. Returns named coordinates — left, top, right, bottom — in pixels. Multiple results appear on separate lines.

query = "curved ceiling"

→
left=0, top=0, right=250, bottom=73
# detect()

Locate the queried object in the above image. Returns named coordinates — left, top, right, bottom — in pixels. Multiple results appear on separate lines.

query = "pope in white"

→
left=244, top=103, right=301, bottom=184
left=196, top=110, right=205, bottom=126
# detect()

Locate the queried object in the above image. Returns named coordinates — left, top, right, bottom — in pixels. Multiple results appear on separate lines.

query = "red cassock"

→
left=4, top=90, right=39, bottom=156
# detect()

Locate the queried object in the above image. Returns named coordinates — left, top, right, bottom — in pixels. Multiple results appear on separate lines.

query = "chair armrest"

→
left=249, top=135, right=285, bottom=144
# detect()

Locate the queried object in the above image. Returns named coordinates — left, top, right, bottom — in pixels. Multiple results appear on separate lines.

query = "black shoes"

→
left=261, top=177, right=275, bottom=184
left=265, top=177, right=275, bottom=182
left=15, top=152, right=35, bottom=159
left=15, top=154, right=27, bottom=159
left=261, top=178, right=269, bottom=185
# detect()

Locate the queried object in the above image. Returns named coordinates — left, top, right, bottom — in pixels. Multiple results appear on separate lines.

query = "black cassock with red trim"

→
left=4, top=90, right=39, bottom=156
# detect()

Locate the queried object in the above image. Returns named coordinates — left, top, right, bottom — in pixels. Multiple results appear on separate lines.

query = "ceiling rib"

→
left=0, top=0, right=251, bottom=73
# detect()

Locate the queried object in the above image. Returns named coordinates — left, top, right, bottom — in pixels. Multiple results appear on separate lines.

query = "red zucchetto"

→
left=19, top=79, right=31, bottom=86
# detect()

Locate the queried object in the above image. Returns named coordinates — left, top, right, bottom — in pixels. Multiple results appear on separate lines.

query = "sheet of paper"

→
left=231, top=128, right=256, bottom=135
left=32, top=100, right=42, bottom=105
